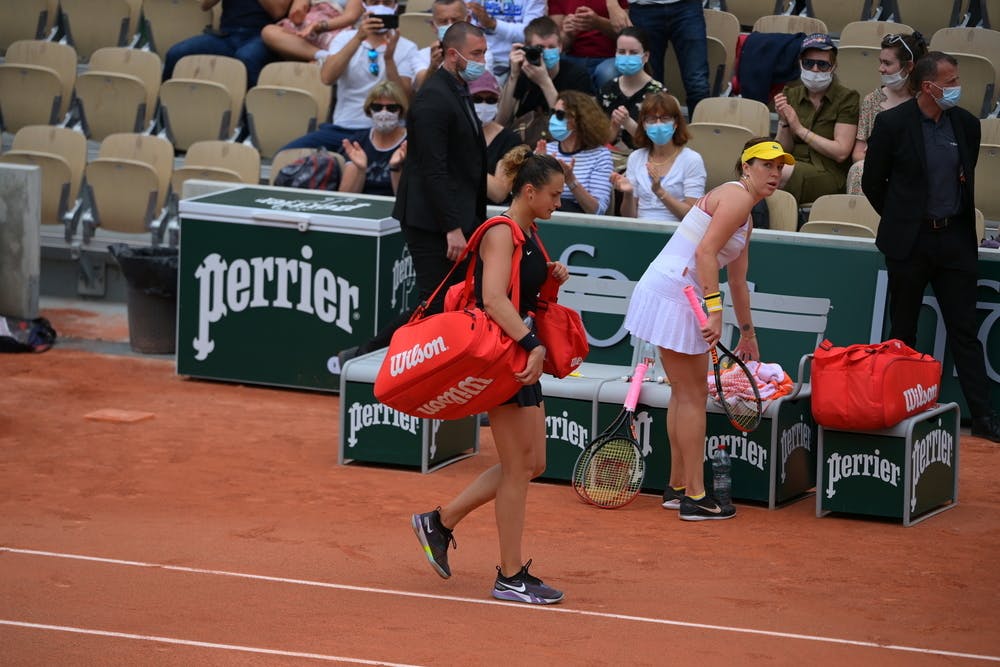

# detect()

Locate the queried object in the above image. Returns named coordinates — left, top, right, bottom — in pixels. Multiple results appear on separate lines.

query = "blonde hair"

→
left=364, top=80, right=409, bottom=116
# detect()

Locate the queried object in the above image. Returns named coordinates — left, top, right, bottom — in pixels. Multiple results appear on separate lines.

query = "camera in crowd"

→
left=519, top=44, right=544, bottom=66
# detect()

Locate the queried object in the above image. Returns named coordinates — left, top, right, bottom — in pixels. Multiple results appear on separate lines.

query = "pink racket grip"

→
left=683, top=285, right=708, bottom=327
left=625, top=362, right=648, bottom=411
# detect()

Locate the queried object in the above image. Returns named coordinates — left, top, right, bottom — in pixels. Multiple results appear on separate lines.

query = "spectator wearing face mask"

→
left=279, top=0, right=420, bottom=152
left=338, top=81, right=409, bottom=195
left=610, top=91, right=705, bottom=222
left=413, top=0, right=494, bottom=90
left=496, top=16, right=594, bottom=144
left=548, top=0, right=628, bottom=91
left=465, top=0, right=547, bottom=85
left=469, top=71, right=523, bottom=204
left=598, top=27, right=664, bottom=148
left=773, top=33, right=859, bottom=206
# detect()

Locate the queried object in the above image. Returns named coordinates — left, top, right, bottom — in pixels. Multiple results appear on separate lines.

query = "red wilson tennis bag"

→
left=375, top=217, right=527, bottom=419
left=811, top=339, right=942, bottom=430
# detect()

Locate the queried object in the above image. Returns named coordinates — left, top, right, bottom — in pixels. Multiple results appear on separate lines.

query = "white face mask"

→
left=881, top=70, right=908, bottom=90
left=372, top=110, right=400, bottom=131
left=801, top=67, right=833, bottom=92
left=475, top=102, right=498, bottom=124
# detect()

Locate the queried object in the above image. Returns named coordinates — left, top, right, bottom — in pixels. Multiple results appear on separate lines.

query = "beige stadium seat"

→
left=752, top=14, right=828, bottom=35
left=947, top=52, right=997, bottom=118
left=403, top=0, right=434, bottom=13
left=0, top=125, right=87, bottom=233
left=0, top=0, right=58, bottom=55
left=839, top=20, right=914, bottom=48
left=931, top=27, right=1000, bottom=77
left=75, top=48, right=162, bottom=140
left=0, top=40, right=78, bottom=131
left=59, top=0, right=142, bottom=61
left=975, top=208, right=986, bottom=243
left=704, top=9, right=740, bottom=91
left=802, top=0, right=880, bottom=37
left=142, top=0, right=217, bottom=55
left=891, top=0, right=968, bottom=37
left=799, top=220, right=876, bottom=238
left=159, top=54, right=247, bottom=150
left=976, top=144, right=1000, bottom=223
left=245, top=87, right=320, bottom=159
left=399, top=13, right=437, bottom=50
left=171, top=140, right=260, bottom=194
left=685, top=122, right=753, bottom=190
left=764, top=188, right=800, bottom=232
left=982, top=118, right=1000, bottom=145
left=985, top=0, right=999, bottom=29
left=720, top=0, right=784, bottom=30
left=692, top=97, right=771, bottom=136
left=663, top=36, right=728, bottom=104
left=834, top=45, right=882, bottom=99
left=84, top=133, right=174, bottom=239
left=808, top=194, right=880, bottom=233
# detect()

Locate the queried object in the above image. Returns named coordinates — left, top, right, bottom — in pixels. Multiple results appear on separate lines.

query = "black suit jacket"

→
left=862, top=98, right=980, bottom=261
left=392, top=67, right=488, bottom=237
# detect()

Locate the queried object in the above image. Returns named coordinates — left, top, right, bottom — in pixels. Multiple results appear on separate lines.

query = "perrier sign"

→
left=177, top=187, right=415, bottom=392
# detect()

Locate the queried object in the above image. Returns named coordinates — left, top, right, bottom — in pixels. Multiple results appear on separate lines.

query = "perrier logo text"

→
left=192, top=245, right=360, bottom=360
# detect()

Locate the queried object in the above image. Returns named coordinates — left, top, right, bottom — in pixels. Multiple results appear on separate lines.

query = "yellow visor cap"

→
left=741, top=142, right=795, bottom=165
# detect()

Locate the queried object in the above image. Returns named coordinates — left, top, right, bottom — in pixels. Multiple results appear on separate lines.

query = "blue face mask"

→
left=437, top=24, right=449, bottom=41
left=644, top=121, right=675, bottom=145
left=456, top=52, right=486, bottom=82
left=542, top=47, right=561, bottom=69
left=548, top=114, right=571, bottom=141
left=931, top=82, right=962, bottom=110
left=615, top=54, right=643, bottom=76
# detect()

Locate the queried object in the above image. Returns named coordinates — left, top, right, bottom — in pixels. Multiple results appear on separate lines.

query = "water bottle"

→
left=712, top=445, right=733, bottom=510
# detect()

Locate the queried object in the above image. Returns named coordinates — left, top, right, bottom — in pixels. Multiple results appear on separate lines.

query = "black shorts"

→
left=502, top=381, right=543, bottom=407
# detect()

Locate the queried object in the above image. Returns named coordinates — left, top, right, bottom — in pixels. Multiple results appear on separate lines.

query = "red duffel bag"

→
left=811, top=339, right=942, bottom=430
left=374, top=217, right=527, bottom=420
left=531, top=231, right=588, bottom=378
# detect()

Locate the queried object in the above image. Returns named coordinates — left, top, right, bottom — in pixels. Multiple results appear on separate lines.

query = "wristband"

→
left=741, top=330, right=756, bottom=340
left=705, top=295, right=723, bottom=313
left=519, top=331, right=543, bottom=352
left=703, top=291, right=721, bottom=300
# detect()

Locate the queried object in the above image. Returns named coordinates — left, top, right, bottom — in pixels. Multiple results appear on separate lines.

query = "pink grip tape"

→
left=625, top=362, right=648, bottom=412
left=683, top=285, right=708, bottom=327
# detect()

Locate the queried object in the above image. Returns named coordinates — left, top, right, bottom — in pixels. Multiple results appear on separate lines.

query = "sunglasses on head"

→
left=801, top=58, right=833, bottom=72
left=370, top=102, right=401, bottom=112
left=367, top=48, right=379, bottom=76
left=882, top=33, right=915, bottom=62
left=551, top=109, right=569, bottom=120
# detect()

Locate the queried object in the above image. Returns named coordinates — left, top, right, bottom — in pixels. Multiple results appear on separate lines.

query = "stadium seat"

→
left=752, top=14, right=829, bottom=36
left=890, top=0, right=969, bottom=37
left=984, top=0, right=999, bottom=28
left=0, top=125, right=87, bottom=235
left=764, top=188, right=800, bottom=232
left=245, top=61, right=331, bottom=159
left=947, top=52, right=997, bottom=118
left=142, top=0, right=219, bottom=55
left=83, top=133, right=174, bottom=241
left=0, top=0, right=58, bottom=55
left=159, top=54, right=247, bottom=150
left=833, top=46, right=881, bottom=101
left=59, top=0, right=142, bottom=62
left=704, top=9, right=740, bottom=92
left=983, top=117, right=1000, bottom=144
left=399, top=13, right=437, bottom=50
left=171, top=140, right=260, bottom=195
left=0, top=40, right=78, bottom=132
left=719, top=0, right=784, bottom=31
left=74, top=47, right=162, bottom=140
left=931, top=28, right=1000, bottom=83
left=685, top=122, right=753, bottom=190
left=402, top=0, right=435, bottom=12
left=800, top=0, right=880, bottom=37
left=799, top=220, right=876, bottom=238
left=975, top=208, right=987, bottom=243
left=663, top=36, right=728, bottom=104
left=838, top=19, right=914, bottom=48
left=976, top=143, right=1000, bottom=223
left=692, top=96, right=771, bottom=136
left=808, top=194, right=880, bottom=234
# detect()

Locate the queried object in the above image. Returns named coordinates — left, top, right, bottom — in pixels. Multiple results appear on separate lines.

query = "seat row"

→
left=0, top=41, right=332, bottom=158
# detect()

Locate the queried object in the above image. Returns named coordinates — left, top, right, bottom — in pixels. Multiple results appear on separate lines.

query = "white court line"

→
left=3, top=546, right=998, bottom=663
left=0, top=620, right=422, bottom=666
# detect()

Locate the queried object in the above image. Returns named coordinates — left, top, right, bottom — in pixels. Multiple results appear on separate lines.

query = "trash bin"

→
left=108, top=244, right=179, bottom=354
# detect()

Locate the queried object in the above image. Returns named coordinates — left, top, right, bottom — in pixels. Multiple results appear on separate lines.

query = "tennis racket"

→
left=571, top=363, right=647, bottom=509
left=683, top=285, right=763, bottom=433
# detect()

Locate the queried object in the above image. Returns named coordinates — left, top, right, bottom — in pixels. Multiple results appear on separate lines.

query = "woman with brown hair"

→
left=537, top=89, right=614, bottom=214
left=610, top=91, right=706, bottom=222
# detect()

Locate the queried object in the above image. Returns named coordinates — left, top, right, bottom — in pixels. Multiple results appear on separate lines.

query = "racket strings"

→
left=579, top=437, right=644, bottom=508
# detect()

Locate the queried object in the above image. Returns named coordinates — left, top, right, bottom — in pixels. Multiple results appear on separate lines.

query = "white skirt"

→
left=624, top=266, right=708, bottom=356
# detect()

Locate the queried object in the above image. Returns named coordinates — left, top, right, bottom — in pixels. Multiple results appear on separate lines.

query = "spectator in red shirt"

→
left=548, top=0, right=628, bottom=91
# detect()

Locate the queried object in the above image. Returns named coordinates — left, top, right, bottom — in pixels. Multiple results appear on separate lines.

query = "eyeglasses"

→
left=472, top=94, right=498, bottom=104
left=882, top=33, right=915, bottom=63
left=367, top=48, right=379, bottom=76
left=551, top=109, right=569, bottom=120
left=801, top=58, right=833, bottom=72
left=644, top=114, right=674, bottom=124
left=370, top=103, right=401, bottom=112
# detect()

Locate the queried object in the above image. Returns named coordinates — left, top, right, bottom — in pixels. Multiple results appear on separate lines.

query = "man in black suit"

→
left=863, top=51, right=1000, bottom=442
left=340, top=22, right=489, bottom=363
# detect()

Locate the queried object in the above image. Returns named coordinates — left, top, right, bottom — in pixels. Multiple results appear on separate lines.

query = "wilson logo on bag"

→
left=389, top=336, right=449, bottom=376
left=811, top=339, right=942, bottom=431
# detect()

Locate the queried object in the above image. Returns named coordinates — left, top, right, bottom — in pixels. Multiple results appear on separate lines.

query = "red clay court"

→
left=1, top=304, right=999, bottom=665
